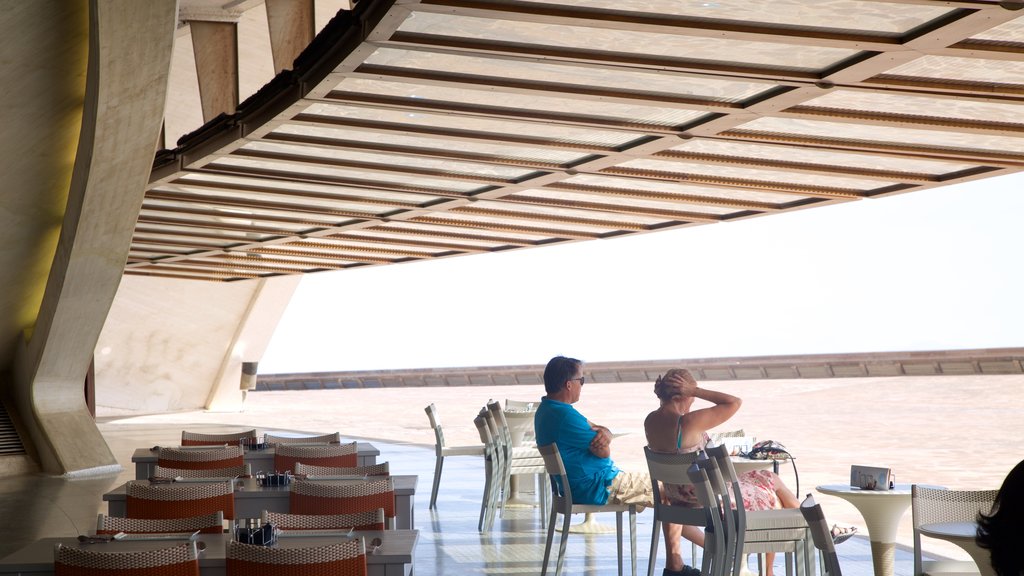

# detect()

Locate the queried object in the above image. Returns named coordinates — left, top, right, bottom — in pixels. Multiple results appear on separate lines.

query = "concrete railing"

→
left=255, top=347, right=1024, bottom=391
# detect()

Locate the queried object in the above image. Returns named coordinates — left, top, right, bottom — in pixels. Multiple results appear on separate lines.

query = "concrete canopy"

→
left=136, top=0, right=1024, bottom=282
left=5, top=0, right=1024, bottom=475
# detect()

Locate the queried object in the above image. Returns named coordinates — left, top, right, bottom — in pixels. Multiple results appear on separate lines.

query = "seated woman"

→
left=976, top=457, right=1024, bottom=576
left=644, top=368, right=799, bottom=576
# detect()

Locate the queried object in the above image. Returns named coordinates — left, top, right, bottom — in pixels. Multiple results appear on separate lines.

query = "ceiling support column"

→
left=265, top=0, right=315, bottom=74
left=10, top=0, right=177, bottom=475
left=189, top=20, right=239, bottom=122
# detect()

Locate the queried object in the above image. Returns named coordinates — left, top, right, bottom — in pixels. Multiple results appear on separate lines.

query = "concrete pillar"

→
left=10, top=0, right=177, bottom=476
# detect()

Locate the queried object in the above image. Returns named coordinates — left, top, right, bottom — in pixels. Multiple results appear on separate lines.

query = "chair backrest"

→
left=264, top=432, right=342, bottom=445
left=486, top=400, right=512, bottom=444
left=96, top=511, right=225, bottom=535
left=153, top=464, right=250, bottom=479
left=473, top=414, right=493, bottom=453
left=502, top=409, right=536, bottom=446
left=911, top=486, right=997, bottom=576
left=289, top=478, right=396, bottom=524
left=505, top=399, right=535, bottom=411
left=688, top=459, right=729, bottom=576
left=800, top=494, right=842, bottom=576
left=54, top=541, right=199, bottom=576
left=425, top=404, right=446, bottom=451
left=226, top=538, right=365, bottom=576
left=261, top=508, right=385, bottom=531
left=181, top=429, right=257, bottom=446
left=537, top=443, right=572, bottom=511
left=157, top=446, right=244, bottom=470
left=126, top=480, right=236, bottom=520
left=295, top=462, right=389, bottom=477
left=274, top=442, right=358, bottom=472
left=480, top=407, right=507, bottom=467
left=703, top=445, right=747, bottom=576
left=642, top=447, right=708, bottom=527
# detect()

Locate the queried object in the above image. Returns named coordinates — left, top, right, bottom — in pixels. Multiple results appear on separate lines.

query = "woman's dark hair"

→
left=976, top=458, right=1024, bottom=576
left=543, top=356, right=581, bottom=394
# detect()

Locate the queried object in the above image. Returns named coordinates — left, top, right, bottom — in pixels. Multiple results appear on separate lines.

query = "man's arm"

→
left=588, top=421, right=612, bottom=459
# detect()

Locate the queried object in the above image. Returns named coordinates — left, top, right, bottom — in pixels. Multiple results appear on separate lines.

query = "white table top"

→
left=817, top=483, right=916, bottom=496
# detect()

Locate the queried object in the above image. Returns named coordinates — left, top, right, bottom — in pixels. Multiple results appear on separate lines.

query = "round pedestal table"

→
left=817, top=484, right=929, bottom=576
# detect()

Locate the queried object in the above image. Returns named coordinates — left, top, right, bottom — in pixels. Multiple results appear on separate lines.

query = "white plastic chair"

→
left=912, top=485, right=997, bottom=576
left=689, top=456, right=730, bottom=576
left=473, top=412, right=502, bottom=532
left=539, top=443, right=637, bottom=576
left=486, top=400, right=548, bottom=520
left=800, top=494, right=843, bottom=576
left=424, top=403, right=485, bottom=509
left=643, top=446, right=712, bottom=576
left=705, top=445, right=811, bottom=576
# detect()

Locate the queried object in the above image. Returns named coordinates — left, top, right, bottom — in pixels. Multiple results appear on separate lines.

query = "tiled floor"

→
left=0, top=420, right=937, bottom=576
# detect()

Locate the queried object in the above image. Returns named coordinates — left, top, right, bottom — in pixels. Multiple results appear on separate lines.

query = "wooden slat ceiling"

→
left=133, top=0, right=1024, bottom=282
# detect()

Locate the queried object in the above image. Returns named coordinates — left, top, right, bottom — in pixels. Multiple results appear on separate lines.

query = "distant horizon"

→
left=261, top=172, right=1024, bottom=374
left=257, top=345, right=1022, bottom=376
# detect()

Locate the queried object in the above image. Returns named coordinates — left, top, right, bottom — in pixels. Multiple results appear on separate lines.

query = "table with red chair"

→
left=131, top=442, right=380, bottom=480
left=103, top=476, right=419, bottom=529
left=0, top=530, right=418, bottom=576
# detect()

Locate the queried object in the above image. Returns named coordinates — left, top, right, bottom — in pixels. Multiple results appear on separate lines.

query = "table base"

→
left=870, top=541, right=894, bottom=576
left=569, top=513, right=617, bottom=534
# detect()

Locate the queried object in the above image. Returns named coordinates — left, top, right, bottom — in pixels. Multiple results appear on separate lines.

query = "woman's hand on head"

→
left=665, top=372, right=697, bottom=397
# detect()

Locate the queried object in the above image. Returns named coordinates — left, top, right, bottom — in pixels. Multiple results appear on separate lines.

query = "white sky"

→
left=260, top=172, right=1024, bottom=373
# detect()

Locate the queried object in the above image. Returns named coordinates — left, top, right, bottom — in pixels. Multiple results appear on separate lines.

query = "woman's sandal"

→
left=831, top=524, right=857, bottom=545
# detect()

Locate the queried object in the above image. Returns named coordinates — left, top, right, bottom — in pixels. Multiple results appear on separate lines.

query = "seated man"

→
left=534, top=355, right=699, bottom=576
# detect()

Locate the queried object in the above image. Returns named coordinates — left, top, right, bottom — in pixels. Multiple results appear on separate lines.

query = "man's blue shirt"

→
left=534, top=397, right=620, bottom=505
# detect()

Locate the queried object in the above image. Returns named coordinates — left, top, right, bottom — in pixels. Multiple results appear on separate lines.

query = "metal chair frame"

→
left=539, top=443, right=637, bottom=576
left=425, top=403, right=485, bottom=509
left=911, top=486, right=997, bottom=576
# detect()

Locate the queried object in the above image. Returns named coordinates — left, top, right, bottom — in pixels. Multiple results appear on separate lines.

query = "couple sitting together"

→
left=534, top=356, right=802, bottom=576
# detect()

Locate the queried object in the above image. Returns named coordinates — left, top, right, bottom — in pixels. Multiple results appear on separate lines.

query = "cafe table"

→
left=919, top=522, right=993, bottom=576
left=0, top=530, right=417, bottom=576
left=103, top=475, right=418, bottom=530
left=130, top=442, right=380, bottom=479
left=817, top=483, right=943, bottom=576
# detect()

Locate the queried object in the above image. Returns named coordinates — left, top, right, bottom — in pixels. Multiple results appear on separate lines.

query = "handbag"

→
left=743, top=440, right=791, bottom=461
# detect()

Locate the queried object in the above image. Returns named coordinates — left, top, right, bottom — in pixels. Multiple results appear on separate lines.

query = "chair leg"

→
left=617, top=511, right=624, bottom=576
left=478, top=459, right=493, bottom=532
left=429, top=452, right=444, bottom=509
left=555, top=510, right=572, bottom=576
left=630, top=507, right=638, bottom=576
left=541, top=506, right=559, bottom=576
left=647, top=519, right=660, bottom=576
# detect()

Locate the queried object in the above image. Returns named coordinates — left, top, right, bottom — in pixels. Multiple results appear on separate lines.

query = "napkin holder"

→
left=850, top=465, right=893, bottom=490
left=234, top=519, right=277, bottom=546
